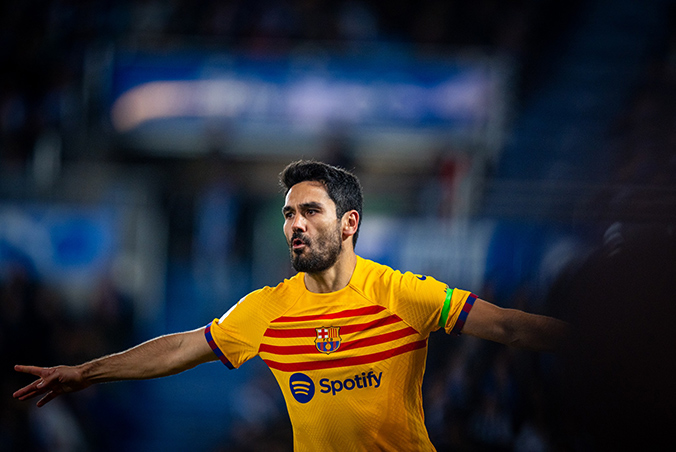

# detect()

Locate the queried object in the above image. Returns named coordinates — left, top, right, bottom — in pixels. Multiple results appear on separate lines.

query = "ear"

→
left=341, top=210, right=359, bottom=242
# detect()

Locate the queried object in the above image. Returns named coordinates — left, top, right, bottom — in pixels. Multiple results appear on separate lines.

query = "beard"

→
left=289, top=225, right=342, bottom=273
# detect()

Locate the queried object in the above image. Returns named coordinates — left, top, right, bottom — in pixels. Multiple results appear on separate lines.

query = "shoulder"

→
left=351, top=256, right=432, bottom=301
left=252, top=272, right=304, bottom=300
left=353, top=256, right=443, bottom=291
left=353, top=256, right=398, bottom=282
left=219, top=273, right=305, bottom=323
left=353, top=257, right=450, bottom=334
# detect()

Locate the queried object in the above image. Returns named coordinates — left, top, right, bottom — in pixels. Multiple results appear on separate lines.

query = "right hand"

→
left=13, top=364, right=91, bottom=407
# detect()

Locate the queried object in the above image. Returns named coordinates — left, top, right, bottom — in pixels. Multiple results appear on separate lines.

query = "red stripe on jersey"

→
left=263, top=314, right=402, bottom=338
left=339, top=326, right=419, bottom=352
left=271, top=305, right=386, bottom=323
left=259, top=342, right=317, bottom=355
left=259, top=326, right=419, bottom=356
left=263, top=338, right=428, bottom=372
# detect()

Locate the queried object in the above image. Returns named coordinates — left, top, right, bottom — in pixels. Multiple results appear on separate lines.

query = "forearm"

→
left=502, top=309, right=571, bottom=351
left=463, top=299, right=571, bottom=352
left=80, top=329, right=212, bottom=384
left=14, top=327, right=215, bottom=407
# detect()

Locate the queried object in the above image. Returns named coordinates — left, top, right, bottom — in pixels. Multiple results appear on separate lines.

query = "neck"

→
left=304, top=251, right=357, bottom=293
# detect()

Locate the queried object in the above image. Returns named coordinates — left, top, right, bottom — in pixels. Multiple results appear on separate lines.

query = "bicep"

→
left=175, top=327, right=218, bottom=368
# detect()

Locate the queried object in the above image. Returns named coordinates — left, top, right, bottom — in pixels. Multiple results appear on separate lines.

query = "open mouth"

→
left=291, top=234, right=308, bottom=252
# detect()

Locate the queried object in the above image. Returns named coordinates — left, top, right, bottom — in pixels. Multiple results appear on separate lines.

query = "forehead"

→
left=284, top=181, right=333, bottom=207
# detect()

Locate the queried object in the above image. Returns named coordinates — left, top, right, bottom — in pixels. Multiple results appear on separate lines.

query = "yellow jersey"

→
left=206, top=256, right=476, bottom=451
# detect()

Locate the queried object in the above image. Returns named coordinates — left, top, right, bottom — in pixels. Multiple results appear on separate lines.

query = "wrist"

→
left=76, top=360, right=101, bottom=385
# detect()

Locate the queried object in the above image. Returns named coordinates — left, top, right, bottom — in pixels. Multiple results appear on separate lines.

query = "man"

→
left=14, top=160, right=569, bottom=451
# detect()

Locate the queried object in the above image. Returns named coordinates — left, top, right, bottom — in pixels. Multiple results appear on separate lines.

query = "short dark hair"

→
left=280, top=160, right=363, bottom=246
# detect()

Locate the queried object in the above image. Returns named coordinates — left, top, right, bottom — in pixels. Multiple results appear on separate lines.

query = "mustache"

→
left=291, top=232, right=311, bottom=246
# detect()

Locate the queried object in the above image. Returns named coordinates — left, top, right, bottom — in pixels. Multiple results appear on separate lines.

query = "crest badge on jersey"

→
left=315, top=326, right=341, bottom=354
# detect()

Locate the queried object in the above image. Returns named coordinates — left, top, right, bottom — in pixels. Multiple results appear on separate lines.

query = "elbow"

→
left=495, top=314, right=551, bottom=351
left=497, top=321, right=523, bottom=348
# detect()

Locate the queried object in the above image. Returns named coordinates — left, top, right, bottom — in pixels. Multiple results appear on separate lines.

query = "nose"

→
left=291, top=213, right=306, bottom=232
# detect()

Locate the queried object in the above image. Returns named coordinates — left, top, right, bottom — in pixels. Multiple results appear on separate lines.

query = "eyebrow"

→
left=282, top=201, right=324, bottom=215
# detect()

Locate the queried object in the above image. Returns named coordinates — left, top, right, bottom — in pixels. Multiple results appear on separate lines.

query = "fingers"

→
left=37, top=390, right=61, bottom=407
left=14, top=364, right=46, bottom=377
left=14, top=364, right=83, bottom=407
left=12, top=377, right=47, bottom=401
left=13, top=385, right=37, bottom=400
left=12, top=365, right=56, bottom=404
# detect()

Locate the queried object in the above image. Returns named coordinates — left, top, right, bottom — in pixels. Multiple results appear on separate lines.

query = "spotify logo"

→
left=289, top=373, right=315, bottom=403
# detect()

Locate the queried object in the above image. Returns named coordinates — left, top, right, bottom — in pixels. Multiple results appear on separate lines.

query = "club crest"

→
left=315, top=326, right=341, bottom=354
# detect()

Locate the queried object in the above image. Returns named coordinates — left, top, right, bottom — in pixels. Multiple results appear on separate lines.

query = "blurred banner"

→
left=0, top=198, right=166, bottom=323
left=0, top=204, right=117, bottom=284
left=106, top=47, right=509, bottom=157
left=358, top=217, right=589, bottom=303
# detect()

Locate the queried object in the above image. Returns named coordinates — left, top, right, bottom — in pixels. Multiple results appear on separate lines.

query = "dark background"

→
left=2, top=1, right=675, bottom=451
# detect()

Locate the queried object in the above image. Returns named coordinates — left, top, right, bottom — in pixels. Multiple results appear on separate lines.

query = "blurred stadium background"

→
left=2, top=0, right=675, bottom=451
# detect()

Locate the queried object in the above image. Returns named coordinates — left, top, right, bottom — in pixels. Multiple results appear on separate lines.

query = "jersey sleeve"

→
left=204, top=291, right=269, bottom=369
left=438, top=287, right=477, bottom=335
left=391, top=270, right=476, bottom=336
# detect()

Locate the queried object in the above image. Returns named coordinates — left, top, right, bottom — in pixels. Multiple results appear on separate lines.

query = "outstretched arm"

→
left=13, top=327, right=215, bottom=407
left=462, top=299, right=570, bottom=351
